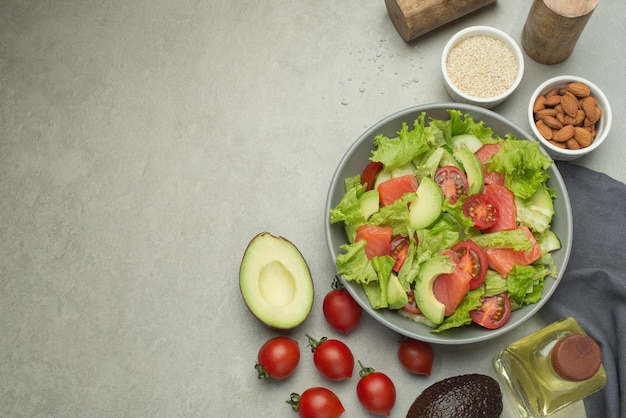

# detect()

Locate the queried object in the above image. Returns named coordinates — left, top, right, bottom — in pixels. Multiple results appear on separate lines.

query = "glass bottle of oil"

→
left=494, top=317, right=606, bottom=417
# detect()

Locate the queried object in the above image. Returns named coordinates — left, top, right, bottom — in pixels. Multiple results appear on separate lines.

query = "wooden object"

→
left=385, top=0, right=497, bottom=42
left=522, top=0, right=599, bottom=64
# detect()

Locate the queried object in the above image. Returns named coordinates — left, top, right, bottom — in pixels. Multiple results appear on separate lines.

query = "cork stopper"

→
left=551, top=334, right=602, bottom=381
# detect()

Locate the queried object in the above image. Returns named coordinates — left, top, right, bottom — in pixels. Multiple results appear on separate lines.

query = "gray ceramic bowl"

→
left=325, top=103, right=572, bottom=344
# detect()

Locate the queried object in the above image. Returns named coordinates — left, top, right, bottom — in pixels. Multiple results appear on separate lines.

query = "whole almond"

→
left=543, top=94, right=562, bottom=107
left=535, top=108, right=559, bottom=120
left=564, top=109, right=585, bottom=126
left=533, top=95, right=546, bottom=112
left=536, top=120, right=552, bottom=139
left=552, top=124, right=575, bottom=142
left=545, top=88, right=560, bottom=98
left=581, top=97, right=597, bottom=117
left=542, top=115, right=563, bottom=129
left=561, top=92, right=579, bottom=118
left=548, top=139, right=567, bottom=149
left=566, top=138, right=581, bottom=150
left=556, top=112, right=566, bottom=124
left=567, top=82, right=591, bottom=98
left=587, top=106, right=602, bottom=124
left=574, top=126, right=593, bottom=147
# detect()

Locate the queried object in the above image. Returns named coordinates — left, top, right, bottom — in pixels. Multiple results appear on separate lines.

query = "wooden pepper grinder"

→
left=385, top=0, right=497, bottom=42
left=522, top=0, right=599, bottom=64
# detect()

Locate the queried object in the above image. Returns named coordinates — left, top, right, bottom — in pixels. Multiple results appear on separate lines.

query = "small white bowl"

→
left=528, top=75, right=612, bottom=161
left=441, top=26, right=524, bottom=109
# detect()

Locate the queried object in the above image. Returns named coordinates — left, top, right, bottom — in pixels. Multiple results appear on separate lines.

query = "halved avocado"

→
left=239, top=232, right=314, bottom=329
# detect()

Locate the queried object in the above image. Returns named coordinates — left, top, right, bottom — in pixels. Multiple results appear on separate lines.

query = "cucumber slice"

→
left=516, top=186, right=555, bottom=233
left=409, top=177, right=443, bottom=229
left=451, top=134, right=484, bottom=153
left=439, top=148, right=461, bottom=168
left=537, top=230, right=562, bottom=253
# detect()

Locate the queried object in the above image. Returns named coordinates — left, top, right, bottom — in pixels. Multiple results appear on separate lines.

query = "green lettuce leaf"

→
left=486, top=139, right=553, bottom=200
left=470, top=229, right=534, bottom=251
left=336, top=241, right=377, bottom=284
left=371, top=113, right=431, bottom=170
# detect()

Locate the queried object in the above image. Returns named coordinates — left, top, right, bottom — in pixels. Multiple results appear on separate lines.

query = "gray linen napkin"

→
left=540, top=161, right=626, bottom=418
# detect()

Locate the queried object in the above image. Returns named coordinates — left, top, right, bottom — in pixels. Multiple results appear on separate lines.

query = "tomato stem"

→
left=331, top=275, right=346, bottom=291
left=255, top=362, right=270, bottom=379
left=285, top=393, right=300, bottom=412
left=305, top=334, right=327, bottom=352
left=358, top=360, right=376, bottom=378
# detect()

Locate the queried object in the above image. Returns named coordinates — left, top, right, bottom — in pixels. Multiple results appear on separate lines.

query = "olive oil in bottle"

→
left=494, top=317, right=606, bottom=417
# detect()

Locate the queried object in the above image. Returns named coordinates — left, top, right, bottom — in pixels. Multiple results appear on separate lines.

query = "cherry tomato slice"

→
left=389, top=236, right=410, bottom=272
left=256, top=336, right=300, bottom=380
left=434, top=166, right=469, bottom=204
left=397, top=339, right=434, bottom=376
left=361, top=161, right=384, bottom=192
left=287, top=387, right=345, bottom=418
left=463, top=193, right=498, bottom=230
left=470, top=293, right=511, bottom=329
left=451, top=240, right=488, bottom=290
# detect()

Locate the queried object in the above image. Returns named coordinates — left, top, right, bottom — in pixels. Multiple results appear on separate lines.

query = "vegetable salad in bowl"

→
left=325, top=104, right=572, bottom=344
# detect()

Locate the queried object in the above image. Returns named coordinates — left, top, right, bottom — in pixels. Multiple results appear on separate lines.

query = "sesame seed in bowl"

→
left=442, top=26, right=524, bottom=109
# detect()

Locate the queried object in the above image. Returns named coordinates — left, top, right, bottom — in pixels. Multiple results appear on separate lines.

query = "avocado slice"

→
left=409, top=176, right=444, bottom=230
left=453, top=147, right=485, bottom=195
left=387, top=272, right=409, bottom=309
left=239, top=232, right=314, bottom=329
left=413, top=255, right=456, bottom=325
left=359, top=189, right=380, bottom=220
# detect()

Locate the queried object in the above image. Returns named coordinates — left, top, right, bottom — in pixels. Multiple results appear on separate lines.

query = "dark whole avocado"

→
left=406, top=373, right=503, bottom=418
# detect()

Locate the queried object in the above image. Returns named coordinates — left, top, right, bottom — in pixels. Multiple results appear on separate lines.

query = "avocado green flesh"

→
left=409, top=176, right=444, bottom=230
left=239, top=232, right=313, bottom=329
left=359, top=189, right=380, bottom=220
left=414, top=256, right=456, bottom=325
left=453, top=147, right=484, bottom=195
left=387, top=273, right=409, bottom=309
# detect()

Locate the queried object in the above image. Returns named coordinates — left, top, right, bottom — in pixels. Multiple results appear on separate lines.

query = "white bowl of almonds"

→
left=442, top=26, right=524, bottom=109
left=529, top=75, right=612, bottom=161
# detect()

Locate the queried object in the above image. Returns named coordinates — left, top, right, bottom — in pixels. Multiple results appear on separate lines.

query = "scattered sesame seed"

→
left=446, top=35, right=517, bottom=98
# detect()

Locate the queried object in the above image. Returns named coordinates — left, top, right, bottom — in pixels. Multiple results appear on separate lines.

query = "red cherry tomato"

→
left=389, top=235, right=410, bottom=272
left=356, top=361, right=396, bottom=416
left=256, top=336, right=300, bottom=380
left=451, top=240, right=489, bottom=290
left=397, top=338, right=434, bottom=376
left=306, top=335, right=354, bottom=381
left=470, top=293, right=512, bottom=329
left=434, top=166, right=468, bottom=204
left=361, top=161, right=383, bottom=192
left=323, top=277, right=362, bottom=334
left=463, top=193, right=498, bottom=230
left=287, top=387, right=345, bottom=418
